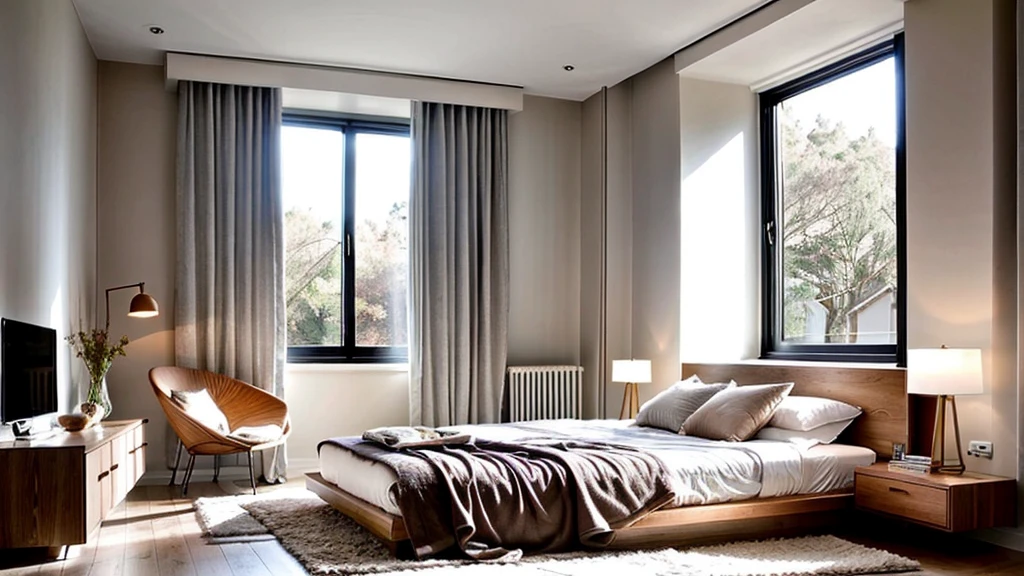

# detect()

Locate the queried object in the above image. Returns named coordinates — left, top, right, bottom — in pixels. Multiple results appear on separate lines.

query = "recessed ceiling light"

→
left=147, top=25, right=165, bottom=35
left=563, top=65, right=575, bottom=72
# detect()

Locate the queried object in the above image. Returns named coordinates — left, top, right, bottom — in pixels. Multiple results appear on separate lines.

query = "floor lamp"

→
left=613, top=359, right=651, bottom=420
left=907, top=347, right=983, bottom=474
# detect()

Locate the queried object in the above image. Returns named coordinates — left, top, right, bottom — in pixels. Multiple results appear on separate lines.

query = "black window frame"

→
left=283, top=112, right=411, bottom=364
left=759, top=35, right=907, bottom=365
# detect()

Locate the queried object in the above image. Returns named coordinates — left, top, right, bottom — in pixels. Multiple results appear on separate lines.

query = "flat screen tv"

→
left=1, top=318, right=58, bottom=425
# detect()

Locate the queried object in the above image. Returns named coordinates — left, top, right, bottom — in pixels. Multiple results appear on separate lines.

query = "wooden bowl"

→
left=58, top=414, right=90, bottom=432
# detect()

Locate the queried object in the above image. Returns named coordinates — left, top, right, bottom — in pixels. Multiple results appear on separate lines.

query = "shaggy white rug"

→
left=194, top=492, right=920, bottom=576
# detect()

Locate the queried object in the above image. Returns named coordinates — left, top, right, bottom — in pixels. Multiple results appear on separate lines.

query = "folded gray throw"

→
left=362, top=426, right=472, bottom=449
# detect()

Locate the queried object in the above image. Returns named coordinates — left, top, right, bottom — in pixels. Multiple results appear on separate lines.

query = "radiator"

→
left=507, top=365, right=584, bottom=422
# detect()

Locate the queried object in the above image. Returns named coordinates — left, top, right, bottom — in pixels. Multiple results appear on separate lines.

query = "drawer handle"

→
left=110, top=463, right=119, bottom=472
left=888, top=486, right=911, bottom=495
left=97, top=470, right=110, bottom=481
left=129, top=442, right=148, bottom=455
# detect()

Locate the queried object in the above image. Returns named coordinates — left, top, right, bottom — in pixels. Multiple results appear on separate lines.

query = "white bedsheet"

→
left=318, top=419, right=876, bottom=516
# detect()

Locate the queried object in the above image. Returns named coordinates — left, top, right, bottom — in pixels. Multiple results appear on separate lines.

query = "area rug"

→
left=194, top=492, right=920, bottom=575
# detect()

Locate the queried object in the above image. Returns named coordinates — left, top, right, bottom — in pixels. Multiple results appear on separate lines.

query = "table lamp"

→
left=907, top=347, right=983, bottom=474
left=612, top=359, right=651, bottom=419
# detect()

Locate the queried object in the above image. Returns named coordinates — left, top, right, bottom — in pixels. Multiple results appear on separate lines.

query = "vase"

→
left=87, top=375, right=112, bottom=420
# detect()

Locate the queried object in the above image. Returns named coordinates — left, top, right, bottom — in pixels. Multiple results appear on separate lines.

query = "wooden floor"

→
left=0, top=479, right=1022, bottom=575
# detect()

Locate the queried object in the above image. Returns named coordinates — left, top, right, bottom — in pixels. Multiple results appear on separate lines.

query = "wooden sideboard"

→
left=0, top=419, right=147, bottom=549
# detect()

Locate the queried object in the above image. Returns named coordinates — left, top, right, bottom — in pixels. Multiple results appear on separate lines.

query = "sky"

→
left=281, top=126, right=411, bottom=238
left=782, top=57, right=896, bottom=148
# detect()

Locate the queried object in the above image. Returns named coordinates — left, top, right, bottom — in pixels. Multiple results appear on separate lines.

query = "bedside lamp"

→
left=907, top=347, right=983, bottom=474
left=612, top=359, right=651, bottom=420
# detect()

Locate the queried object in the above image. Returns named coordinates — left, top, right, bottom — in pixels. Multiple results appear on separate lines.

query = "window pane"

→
left=778, top=58, right=897, bottom=345
left=282, top=126, right=344, bottom=346
left=354, top=132, right=410, bottom=347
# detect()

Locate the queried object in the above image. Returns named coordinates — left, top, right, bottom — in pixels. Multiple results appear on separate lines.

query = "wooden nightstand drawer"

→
left=856, top=474, right=947, bottom=528
left=855, top=463, right=1016, bottom=532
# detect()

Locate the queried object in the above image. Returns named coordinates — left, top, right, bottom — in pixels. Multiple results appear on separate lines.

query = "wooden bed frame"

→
left=305, top=362, right=907, bottom=552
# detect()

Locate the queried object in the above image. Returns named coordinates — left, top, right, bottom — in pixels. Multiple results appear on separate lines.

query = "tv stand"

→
left=0, top=419, right=147, bottom=550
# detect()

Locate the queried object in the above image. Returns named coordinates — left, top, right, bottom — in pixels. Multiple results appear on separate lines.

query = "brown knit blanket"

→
left=318, top=436, right=675, bottom=561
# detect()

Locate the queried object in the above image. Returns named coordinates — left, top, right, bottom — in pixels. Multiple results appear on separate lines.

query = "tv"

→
left=1, top=318, right=58, bottom=430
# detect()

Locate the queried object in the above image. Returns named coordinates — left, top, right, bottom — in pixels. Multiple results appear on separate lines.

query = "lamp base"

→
left=619, top=382, right=639, bottom=420
left=930, top=395, right=966, bottom=475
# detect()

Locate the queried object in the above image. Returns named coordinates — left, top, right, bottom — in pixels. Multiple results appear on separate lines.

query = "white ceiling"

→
left=678, top=0, right=903, bottom=89
left=71, top=0, right=770, bottom=100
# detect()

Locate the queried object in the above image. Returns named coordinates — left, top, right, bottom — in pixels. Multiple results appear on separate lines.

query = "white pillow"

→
left=170, top=388, right=230, bottom=434
left=755, top=419, right=857, bottom=449
left=768, top=396, right=862, bottom=431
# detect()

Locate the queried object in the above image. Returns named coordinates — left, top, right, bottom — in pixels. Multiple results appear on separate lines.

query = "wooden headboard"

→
left=682, top=362, right=907, bottom=459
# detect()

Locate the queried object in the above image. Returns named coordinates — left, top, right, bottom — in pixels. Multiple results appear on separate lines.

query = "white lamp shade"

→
left=907, top=348, right=983, bottom=396
left=612, top=359, right=651, bottom=384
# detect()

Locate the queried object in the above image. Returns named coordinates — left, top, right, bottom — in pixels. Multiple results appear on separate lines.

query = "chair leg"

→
left=212, top=455, right=220, bottom=483
left=169, top=439, right=183, bottom=486
left=181, top=453, right=196, bottom=497
left=247, top=451, right=257, bottom=496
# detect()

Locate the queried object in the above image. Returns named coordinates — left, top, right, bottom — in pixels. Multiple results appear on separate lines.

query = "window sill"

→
left=741, top=358, right=902, bottom=370
left=286, top=363, right=410, bottom=374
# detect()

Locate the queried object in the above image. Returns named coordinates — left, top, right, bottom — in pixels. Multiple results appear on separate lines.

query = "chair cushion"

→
left=170, top=388, right=230, bottom=434
left=228, top=424, right=284, bottom=445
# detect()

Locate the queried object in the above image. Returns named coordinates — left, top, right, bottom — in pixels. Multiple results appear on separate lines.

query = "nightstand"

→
left=855, top=463, right=1016, bottom=532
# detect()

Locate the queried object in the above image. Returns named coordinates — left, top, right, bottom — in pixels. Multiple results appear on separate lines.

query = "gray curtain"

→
left=410, top=102, right=509, bottom=427
left=175, top=81, right=287, bottom=482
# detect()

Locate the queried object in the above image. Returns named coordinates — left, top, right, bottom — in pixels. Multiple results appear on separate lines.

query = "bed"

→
left=306, top=362, right=907, bottom=555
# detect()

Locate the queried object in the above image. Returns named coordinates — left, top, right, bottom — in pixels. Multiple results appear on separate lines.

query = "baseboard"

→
left=138, top=458, right=320, bottom=486
left=974, top=527, right=1024, bottom=552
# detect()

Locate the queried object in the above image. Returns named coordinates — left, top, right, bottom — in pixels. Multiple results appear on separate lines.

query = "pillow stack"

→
left=635, top=375, right=733, bottom=434
left=754, top=396, right=862, bottom=448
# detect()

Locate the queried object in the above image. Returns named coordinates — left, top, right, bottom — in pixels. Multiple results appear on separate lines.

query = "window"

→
left=760, top=37, right=906, bottom=363
left=282, top=115, right=411, bottom=363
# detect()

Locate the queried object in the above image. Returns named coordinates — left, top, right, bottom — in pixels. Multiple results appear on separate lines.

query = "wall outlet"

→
left=967, top=440, right=993, bottom=459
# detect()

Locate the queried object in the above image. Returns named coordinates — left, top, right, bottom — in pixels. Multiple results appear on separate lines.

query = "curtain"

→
left=409, top=102, right=510, bottom=427
left=175, top=81, right=287, bottom=482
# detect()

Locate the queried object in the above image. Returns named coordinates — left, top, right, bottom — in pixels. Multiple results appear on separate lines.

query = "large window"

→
left=283, top=115, right=411, bottom=363
left=760, top=37, right=905, bottom=363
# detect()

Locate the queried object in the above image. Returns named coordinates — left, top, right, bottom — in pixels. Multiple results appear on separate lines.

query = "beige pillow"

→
left=680, top=382, right=794, bottom=442
left=635, top=376, right=734, bottom=433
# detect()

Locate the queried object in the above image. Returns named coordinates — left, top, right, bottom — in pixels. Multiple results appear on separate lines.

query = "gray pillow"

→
left=635, top=376, right=733, bottom=433
left=681, top=382, right=794, bottom=442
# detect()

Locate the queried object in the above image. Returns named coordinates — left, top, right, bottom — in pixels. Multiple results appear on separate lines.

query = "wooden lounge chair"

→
left=149, top=366, right=290, bottom=495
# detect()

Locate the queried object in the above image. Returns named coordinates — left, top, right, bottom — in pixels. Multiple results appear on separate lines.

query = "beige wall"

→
left=580, top=84, right=634, bottom=419
left=905, top=0, right=1020, bottom=544
left=678, top=78, right=759, bottom=364
left=508, top=95, right=582, bottom=366
left=96, top=62, right=178, bottom=471
left=630, top=59, right=683, bottom=404
left=0, top=0, right=97, bottom=424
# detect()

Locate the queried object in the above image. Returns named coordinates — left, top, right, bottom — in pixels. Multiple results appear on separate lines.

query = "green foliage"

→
left=66, top=329, right=129, bottom=385
left=780, top=109, right=897, bottom=343
left=285, top=203, right=408, bottom=348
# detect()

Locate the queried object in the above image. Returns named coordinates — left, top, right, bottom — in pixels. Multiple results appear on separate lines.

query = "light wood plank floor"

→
left=1, top=479, right=1023, bottom=576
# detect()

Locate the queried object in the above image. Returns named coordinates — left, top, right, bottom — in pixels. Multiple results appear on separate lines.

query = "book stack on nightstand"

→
left=855, top=463, right=1016, bottom=533
left=887, top=455, right=931, bottom=475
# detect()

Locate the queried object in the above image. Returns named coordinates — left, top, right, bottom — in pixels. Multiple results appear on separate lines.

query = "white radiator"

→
left=507, top=365, right=584, bottom=422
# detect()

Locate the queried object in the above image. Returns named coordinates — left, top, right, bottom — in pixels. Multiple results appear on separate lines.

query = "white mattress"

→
left=318, top=419, right=876, bottom=516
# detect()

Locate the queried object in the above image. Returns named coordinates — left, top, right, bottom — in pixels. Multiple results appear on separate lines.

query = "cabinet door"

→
left=86, top=446, right=106, bottom=530
left=110, top=434, right=129, bottom=507
left=131, top=423, right=147, bottom=485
